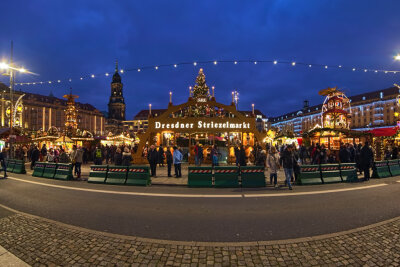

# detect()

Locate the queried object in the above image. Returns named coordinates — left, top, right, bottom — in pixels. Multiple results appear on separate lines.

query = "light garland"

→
left=12, top=59, right=400, bottom=86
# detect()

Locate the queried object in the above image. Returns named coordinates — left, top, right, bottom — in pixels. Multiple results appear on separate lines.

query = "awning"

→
left=367, top=127, right=399, bottom=137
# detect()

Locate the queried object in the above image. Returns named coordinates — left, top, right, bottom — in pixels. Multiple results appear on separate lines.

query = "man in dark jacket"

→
left=31, top=146, right=40, bottom=170
left=339, top=144, right=350, bottom=163
left=147, top=145, right=158, bottom=177
left=360, top=141, right=374, bottom=180
left=280, top=145, right=295, bottom=190
left=166, top=147, right=173, bottom=177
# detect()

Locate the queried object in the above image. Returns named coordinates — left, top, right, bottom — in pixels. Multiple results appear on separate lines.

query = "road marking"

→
left=6, top=176, right=388, bottom=198
left=244, top=184, right=387, bottom=197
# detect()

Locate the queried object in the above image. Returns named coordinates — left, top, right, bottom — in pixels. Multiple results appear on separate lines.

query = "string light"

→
left=13, top=58, right=400, bottom=86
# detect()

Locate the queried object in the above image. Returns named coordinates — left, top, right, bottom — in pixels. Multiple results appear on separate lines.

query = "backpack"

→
left=95, top=149, right=102, bottom=158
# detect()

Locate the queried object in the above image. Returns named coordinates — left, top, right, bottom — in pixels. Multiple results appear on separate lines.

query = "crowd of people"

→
left=0, top=141, right=380, bottom=188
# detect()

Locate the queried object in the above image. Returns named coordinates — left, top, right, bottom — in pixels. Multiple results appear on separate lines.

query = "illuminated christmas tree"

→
left=192, top=68, right=210, bottom=98
left=63, top=90, right=79, bottom=130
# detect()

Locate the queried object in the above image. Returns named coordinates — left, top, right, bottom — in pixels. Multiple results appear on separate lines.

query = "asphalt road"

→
left=0, top=174, right=399, bottom=242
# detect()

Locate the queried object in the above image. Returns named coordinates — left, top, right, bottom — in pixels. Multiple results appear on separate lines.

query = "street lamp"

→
left=395, top=54, right=400, bottom=61
left=0, top=44, right=33, bottom=158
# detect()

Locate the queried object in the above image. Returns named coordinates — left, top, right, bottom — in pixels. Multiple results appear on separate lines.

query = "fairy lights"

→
left=13, top=58, right=400, bottom=86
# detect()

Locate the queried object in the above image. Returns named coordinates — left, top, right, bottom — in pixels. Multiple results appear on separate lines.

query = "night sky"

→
left=1, top=1, right=400, bottom=119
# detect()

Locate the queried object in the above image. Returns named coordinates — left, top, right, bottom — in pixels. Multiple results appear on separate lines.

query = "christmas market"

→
left=132, top=69, right=267, bottom=164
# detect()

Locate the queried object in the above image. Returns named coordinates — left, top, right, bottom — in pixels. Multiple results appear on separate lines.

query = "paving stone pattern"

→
left=0, top=214, right=399, bottom=266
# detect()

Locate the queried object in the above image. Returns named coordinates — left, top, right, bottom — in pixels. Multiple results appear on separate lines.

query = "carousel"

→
left=133, top=69, right=267, bottom=164
left=303, top=87, right=369, bottom=150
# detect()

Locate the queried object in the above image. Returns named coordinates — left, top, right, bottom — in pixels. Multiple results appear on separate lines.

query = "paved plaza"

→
left=0, top=205, right=399, bottom=266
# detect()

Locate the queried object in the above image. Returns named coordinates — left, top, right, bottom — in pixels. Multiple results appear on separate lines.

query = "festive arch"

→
left=133, top=69, right=267, bottom=163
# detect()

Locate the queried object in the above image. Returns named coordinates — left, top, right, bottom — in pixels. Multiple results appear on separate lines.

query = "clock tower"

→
left=108, top=61, right=126, bottom=121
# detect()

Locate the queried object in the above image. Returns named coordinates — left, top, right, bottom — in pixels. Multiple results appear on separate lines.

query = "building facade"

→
left=0, top=82, right=105, bottom=135
left=270, top=86, right=400, bottom=135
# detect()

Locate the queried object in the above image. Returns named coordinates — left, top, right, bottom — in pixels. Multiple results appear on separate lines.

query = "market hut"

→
left=133, top=69, right=267, bottom=164
left=303, top=87, right=369, bottom=149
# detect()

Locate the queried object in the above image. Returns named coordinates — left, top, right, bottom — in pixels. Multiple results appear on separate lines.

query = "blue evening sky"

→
left=0, top=1, right=400, bottom=118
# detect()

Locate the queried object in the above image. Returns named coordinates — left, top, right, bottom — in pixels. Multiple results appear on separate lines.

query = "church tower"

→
left=108, top=61, right=126, bottom=121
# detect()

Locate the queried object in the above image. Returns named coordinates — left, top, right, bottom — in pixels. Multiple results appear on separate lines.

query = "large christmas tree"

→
left=192, top=68, right=210, bottom=98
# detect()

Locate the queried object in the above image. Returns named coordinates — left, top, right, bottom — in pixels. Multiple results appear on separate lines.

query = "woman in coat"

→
left=267, top=146, right=280, bottom=187
left=121, top=147, right=132, bottom=166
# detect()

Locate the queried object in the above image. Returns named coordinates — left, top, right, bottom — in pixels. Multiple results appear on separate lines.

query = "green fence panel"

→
left=32, top=162, right=45, bottom=177
left=320, top=164, right=342, bottom=183
left=6, top=159, right=15, bottom=173
left=88, top=165, right=108, bottom=183
left=12, top=160, right=26, bottom=174
left=339, top=163, right=358, bottom=182
left=372, top=161, right=391, bottom=178
left=54, top=163, right=73, bottom=180
left=42, top=163, right=57, bottom=179
left=214, top=166, right=239, bottom=188
left=126, top=166, right=151, bottom=186
left=188, top=167, right=213, bottom=187
left=388, top=159, right=400, bottom=177
left=298, top=165, right=322, bottom=185
left=106, top=166, right=128, bottom=185
left=240, top=166, right=266, bottom=187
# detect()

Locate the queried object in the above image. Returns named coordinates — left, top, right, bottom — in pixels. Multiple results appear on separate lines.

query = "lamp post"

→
left=0, top=42, right=32, bottom=158
left=395, top=54, right=400, bottom=61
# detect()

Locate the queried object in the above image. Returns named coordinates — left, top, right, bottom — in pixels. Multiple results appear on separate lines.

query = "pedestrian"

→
left=360, top=141, right=374, bottom=181
left=194, top=142, right=200, bottom=166
left=280, top=145, right=295, bottom=190
left=392, top=146, right=398, bottom=159
left=114, top=148, right=122, bottom=165
left=122, top=147, right=132, bottom=166
left=31, top=146, right=40, bottom=170
left=173, top=146, right=183, bottom=178
left=211, top=145, right=219, bottom=167
left=47, top=148, right=55, bottom=162
left=58, top=148, right=69, bottom=163
left=256, top=149, right=266, bottom=167
left=239, top=145, right=247, bottom=167
left=0, top=148, right=7, bottom=178
left=158, top=146, right=165, bottom=167
left=267, top=146, right=280, bottom=187
left=40, top=144, right=47, bottom=162
left=197, top=144, right=204, bottom=166
left=234, top=145, right=240, bottom=166
left=147, top=145, right=158, bottom=177
left=93, top=145, right=103, bottom=165
left=72, top=145, right=83, bottom=179
left=166, top=147, right=173, bottom=177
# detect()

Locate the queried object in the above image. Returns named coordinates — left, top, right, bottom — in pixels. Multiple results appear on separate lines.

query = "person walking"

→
left=256, top=149, right=266, bottom=167
left=360, top=141, right=374, bottom=181
left=122, top=147, right=132, bottom=166
left=166, top=147, right=173, bottom=177
left=0, top=148, right=7, bottom=178
left=194, top=142, right=200, bottom=166
left=147, top=145, right=158, bottom=177
left=267, top=146, right=280, bottom=187
left=197, top=144, right=204, bottom=166
left=173, top=146, right=183, bottom=178
left=280, top=145, right=295, bottom=190
left=211, top=145, right=219, bottom=167
left=234, top=145, right=240, bottom=166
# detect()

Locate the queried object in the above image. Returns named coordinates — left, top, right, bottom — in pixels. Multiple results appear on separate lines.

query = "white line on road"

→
left=6, top=176, right=388, bottom=198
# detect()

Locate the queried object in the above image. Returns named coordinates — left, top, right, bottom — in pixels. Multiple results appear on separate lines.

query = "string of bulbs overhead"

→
left=12, top=59, right=400, bottom=86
